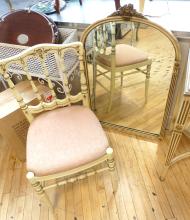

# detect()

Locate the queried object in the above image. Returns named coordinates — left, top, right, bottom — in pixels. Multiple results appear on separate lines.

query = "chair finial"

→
left=26, top=171, right=35, bottom=179
left=106, top=147, right=113, bottom=155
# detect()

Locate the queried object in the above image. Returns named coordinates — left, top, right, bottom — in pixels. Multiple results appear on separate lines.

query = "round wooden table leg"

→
left=160, top=96, right=190, bottom=181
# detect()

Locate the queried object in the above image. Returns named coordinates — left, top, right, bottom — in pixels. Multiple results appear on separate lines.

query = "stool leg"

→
left=106, top=147, right=118, bottom=193
left=107, top=70, right=115, bottom=112
left=160, top=131, right=182, bottom=181
left=79, top=0, right=82, bottom=5
left=120, top=72, right=124, bottom=87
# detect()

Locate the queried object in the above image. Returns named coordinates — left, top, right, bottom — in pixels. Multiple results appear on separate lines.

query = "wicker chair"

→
left=0, top=42, right=117, bottom=219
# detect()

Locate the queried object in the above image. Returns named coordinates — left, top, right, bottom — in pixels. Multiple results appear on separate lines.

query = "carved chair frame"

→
left=0, top=42, right=117, bottom=219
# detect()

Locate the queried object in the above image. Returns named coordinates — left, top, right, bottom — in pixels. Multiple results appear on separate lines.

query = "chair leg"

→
left=120, top=72, right=124, bottom=87
left=106, top=147, right=118, bottom=193
left=160, top=131, right=182, bottom=181
left=134, top=22, right=140, bottom=43
left=92, top=62, right=97, bottom=111
left=26, top=172, right=56, bottom=219
left=107, top=70, right=115, bottom=112
left=145, top=64, right=151, bottom=104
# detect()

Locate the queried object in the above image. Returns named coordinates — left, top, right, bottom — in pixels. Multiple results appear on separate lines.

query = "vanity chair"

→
left=0, top=42, right=117, bottom=219
left=91, top=21, right=152, bottom=112
left=79, top=0, right=121, bottom=9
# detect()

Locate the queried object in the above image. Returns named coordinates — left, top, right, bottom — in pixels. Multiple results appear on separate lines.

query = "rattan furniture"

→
left=160, top=49, right=190, bottom=180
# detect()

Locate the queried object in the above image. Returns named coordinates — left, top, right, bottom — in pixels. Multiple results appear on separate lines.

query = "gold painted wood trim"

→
left=170, top=152, right=190, bottom=166
left=101, top=121, right=159, bottom=139
left=161, top=51, right=190, bottom=180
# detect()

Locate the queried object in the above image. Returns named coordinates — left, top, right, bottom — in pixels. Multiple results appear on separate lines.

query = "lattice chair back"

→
left=84, top=21, right=136, bottom=60
left=93, top=22, right=117, bottom=70
left=0, top=42, right=89, bottom=123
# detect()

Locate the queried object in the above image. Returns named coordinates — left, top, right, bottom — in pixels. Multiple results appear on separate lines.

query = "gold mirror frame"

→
left=81, top=4, right=181, bottom=138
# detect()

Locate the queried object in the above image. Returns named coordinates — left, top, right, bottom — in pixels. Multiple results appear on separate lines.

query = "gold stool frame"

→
left=160, top=49, right=190, bottom=180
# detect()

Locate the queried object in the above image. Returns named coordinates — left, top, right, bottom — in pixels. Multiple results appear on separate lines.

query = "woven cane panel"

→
left=5, top=48, right=80, bottom=98
left=0, top=43, right=27, bottom=60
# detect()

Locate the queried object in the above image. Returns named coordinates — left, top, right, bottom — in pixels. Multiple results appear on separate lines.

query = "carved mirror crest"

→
left=81, top=4, right=180, bottom=137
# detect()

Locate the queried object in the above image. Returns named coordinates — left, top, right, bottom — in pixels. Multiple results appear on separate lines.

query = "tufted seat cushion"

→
left=26, top=105, right=109, bottom=176
left=96, top=44, right=148, bottom=67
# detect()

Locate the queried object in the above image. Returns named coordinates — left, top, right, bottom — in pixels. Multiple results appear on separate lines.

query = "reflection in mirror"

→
left=83, top=19, right=176, bottom=135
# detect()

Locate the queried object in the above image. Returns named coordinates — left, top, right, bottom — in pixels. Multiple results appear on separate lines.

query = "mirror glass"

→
left=83, top=20, right=175, bottom=134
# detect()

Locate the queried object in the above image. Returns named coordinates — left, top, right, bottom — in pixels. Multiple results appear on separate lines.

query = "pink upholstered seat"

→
left=97, top=44, right=148, bottom=67
left=26, top=105, right=109, bottom=176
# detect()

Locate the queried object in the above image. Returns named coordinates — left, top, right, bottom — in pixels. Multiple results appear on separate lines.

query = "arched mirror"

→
left=81, top=4, right=180, bottom=137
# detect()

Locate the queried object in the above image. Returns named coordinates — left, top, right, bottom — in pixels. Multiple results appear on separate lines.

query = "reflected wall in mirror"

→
left=81, top=4, right=180, bottom=137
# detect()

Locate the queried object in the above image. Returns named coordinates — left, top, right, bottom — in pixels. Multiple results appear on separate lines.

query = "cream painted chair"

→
left=92, top=22, right=152, bottom=111
left=0, top=42, right=117, bottom=219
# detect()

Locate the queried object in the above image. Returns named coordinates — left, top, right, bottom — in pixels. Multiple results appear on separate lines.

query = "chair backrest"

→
left=94, top=22, right=116, bottom=55
left=93, top=21, right=137, bottom=51
left=92, top=21, right=136, bottom=67
left=0, top=42, right=89, bottom=123
left=92, top=22, right=117, bottom=70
